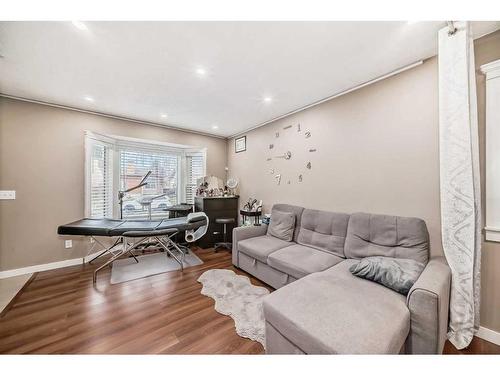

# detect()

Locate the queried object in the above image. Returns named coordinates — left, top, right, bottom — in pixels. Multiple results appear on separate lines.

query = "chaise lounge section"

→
left=232, top=204, right=451, bottom=354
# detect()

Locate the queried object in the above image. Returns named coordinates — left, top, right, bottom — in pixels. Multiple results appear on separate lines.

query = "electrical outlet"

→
left=0, top=190, right=16, bottom=200
left=90, top=237, right=95, bottom=244
left=65, top=240, right=73, bottom=249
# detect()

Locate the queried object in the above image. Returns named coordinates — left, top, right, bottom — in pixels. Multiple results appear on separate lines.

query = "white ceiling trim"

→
left=228, top=60, right=424, bottom=139
left=0, top=93, right=226, bottom=140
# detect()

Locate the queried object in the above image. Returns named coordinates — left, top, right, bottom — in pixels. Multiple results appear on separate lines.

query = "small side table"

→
left=240, top=209, right=262, bottom=226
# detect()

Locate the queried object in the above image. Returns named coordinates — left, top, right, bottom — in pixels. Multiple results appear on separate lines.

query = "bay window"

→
left=85, top=131, right=206, bottom=219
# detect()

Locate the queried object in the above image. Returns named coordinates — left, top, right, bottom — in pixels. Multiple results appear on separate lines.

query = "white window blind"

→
left=85, top=131, right=206, bottom=219
left=89, top=142, right=113, bottom=218
left=119, top=148, right=179, bottom=218
left=186, top=153, right=205, bottom=204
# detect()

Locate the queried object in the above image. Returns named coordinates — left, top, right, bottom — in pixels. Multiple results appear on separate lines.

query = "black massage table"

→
left=58, top=213, right=209, bottom=283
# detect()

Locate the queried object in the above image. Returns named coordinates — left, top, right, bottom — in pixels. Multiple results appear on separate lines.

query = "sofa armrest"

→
left=232, top=224, right=268, bottom=266
left=405, top=256, right=451, bottom=354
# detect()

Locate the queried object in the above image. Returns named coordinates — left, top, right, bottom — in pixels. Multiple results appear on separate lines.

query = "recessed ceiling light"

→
left=211, top=125, right=219, bottom=130
left=195, top=67, right=207, bottom=77
left=72, top=21, right=88, bottom=31
left=263, top=96, right=273, bottom=104
left=84, top=96, right=94, bottom=102
left=160, top=114, right=168, bottom=119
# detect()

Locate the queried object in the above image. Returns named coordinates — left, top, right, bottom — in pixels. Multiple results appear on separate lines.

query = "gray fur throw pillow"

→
left=349, top=257, right=425, bottom=295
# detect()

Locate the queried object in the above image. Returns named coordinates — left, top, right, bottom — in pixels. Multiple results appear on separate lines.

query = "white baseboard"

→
left=476, top=326, right=500, bottom=346
left=0, top=251, right=102, bottom=279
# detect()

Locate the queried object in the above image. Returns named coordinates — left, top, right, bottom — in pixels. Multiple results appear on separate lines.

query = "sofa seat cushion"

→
left=267, top=244, right=344, bottom=279
left=238, top=235, right=293, bottom=263
left=263, top=260, right=410, bottom=354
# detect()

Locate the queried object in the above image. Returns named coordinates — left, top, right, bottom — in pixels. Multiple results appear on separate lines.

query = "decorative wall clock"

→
left=267, top=123, right=316, bottom=185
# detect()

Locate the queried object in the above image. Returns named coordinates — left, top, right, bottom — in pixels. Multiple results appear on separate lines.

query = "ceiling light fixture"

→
left=160, top=114, right=168, bottom=119
left=195, top=67, right=207, bottom=77
left=72, top=21, right=88, bottom=31
left=84, top=96, right=94, bottom=102
left=211, top=125, right=219, bottom=130
left=263, top=96, right=273, bottom=104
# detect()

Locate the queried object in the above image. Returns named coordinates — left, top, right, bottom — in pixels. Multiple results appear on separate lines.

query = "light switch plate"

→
left=65, top=240, right=73, bottom=249
left=0, top=190, right=16, bottom=200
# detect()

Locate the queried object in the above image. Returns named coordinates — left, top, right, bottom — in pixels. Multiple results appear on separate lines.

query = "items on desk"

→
left=226, top=177, right=238, bottom=196
left=197, top=176, right=223, bottom=193
left=196, top=175, right=237, bottom=198
left=262, top=214, right=271, bottom=225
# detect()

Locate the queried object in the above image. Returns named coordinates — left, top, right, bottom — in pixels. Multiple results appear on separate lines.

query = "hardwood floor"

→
left=443, top=337, right=500, bottom=355
left=0, top=247, right=267, bottom=354
left=0, top=247, right=499, bottom=354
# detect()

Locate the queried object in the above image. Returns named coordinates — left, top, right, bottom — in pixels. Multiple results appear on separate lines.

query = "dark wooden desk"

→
left=164, top=204, right=193, bottom=218
left=194, top=196, right=239, bottom=248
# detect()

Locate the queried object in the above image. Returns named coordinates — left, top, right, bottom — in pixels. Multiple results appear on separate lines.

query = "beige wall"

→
left=228, top=57, right=443, bottom=257
left=475, top=30, right=500, bottom=333
left=227, top=30, right=500, bottom=333
left=0, top=98, right=227, bottom=270
left=1, top=29, right=499, bottom=333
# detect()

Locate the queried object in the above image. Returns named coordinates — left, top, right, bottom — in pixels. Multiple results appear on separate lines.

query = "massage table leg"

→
left=93, top=236, right=148, bottom=284
left=155, top=233, right=186, bottom=271
left=88, top=237, right=122, bottom=264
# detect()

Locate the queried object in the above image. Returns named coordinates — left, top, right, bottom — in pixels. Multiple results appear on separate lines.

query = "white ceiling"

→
left=1, top=21, right=499, bottom=138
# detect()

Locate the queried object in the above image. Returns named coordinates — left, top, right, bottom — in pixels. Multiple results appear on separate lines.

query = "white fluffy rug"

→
left=197, top=269, right=269, bottom=347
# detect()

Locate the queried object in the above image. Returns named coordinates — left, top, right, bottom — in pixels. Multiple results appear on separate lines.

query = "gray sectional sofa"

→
left=232, top=204, right=451, bottom=354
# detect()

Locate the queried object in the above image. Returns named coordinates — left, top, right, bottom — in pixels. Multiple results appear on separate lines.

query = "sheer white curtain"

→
left=438, top=21, right=482, bottom=349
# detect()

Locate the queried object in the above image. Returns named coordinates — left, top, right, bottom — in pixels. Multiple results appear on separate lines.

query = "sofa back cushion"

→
left=344, top=212, right=429, bottom=264
left=297, top=208, right=350, bottom=257
left=271, top=204, right=305, bottom=242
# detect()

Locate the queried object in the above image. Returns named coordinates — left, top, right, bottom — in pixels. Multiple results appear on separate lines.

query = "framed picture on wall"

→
left=235, top=136, right=246, bottom=153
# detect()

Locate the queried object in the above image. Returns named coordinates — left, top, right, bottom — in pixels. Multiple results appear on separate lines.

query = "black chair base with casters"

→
left=214, top=217, right=235, bottom=252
